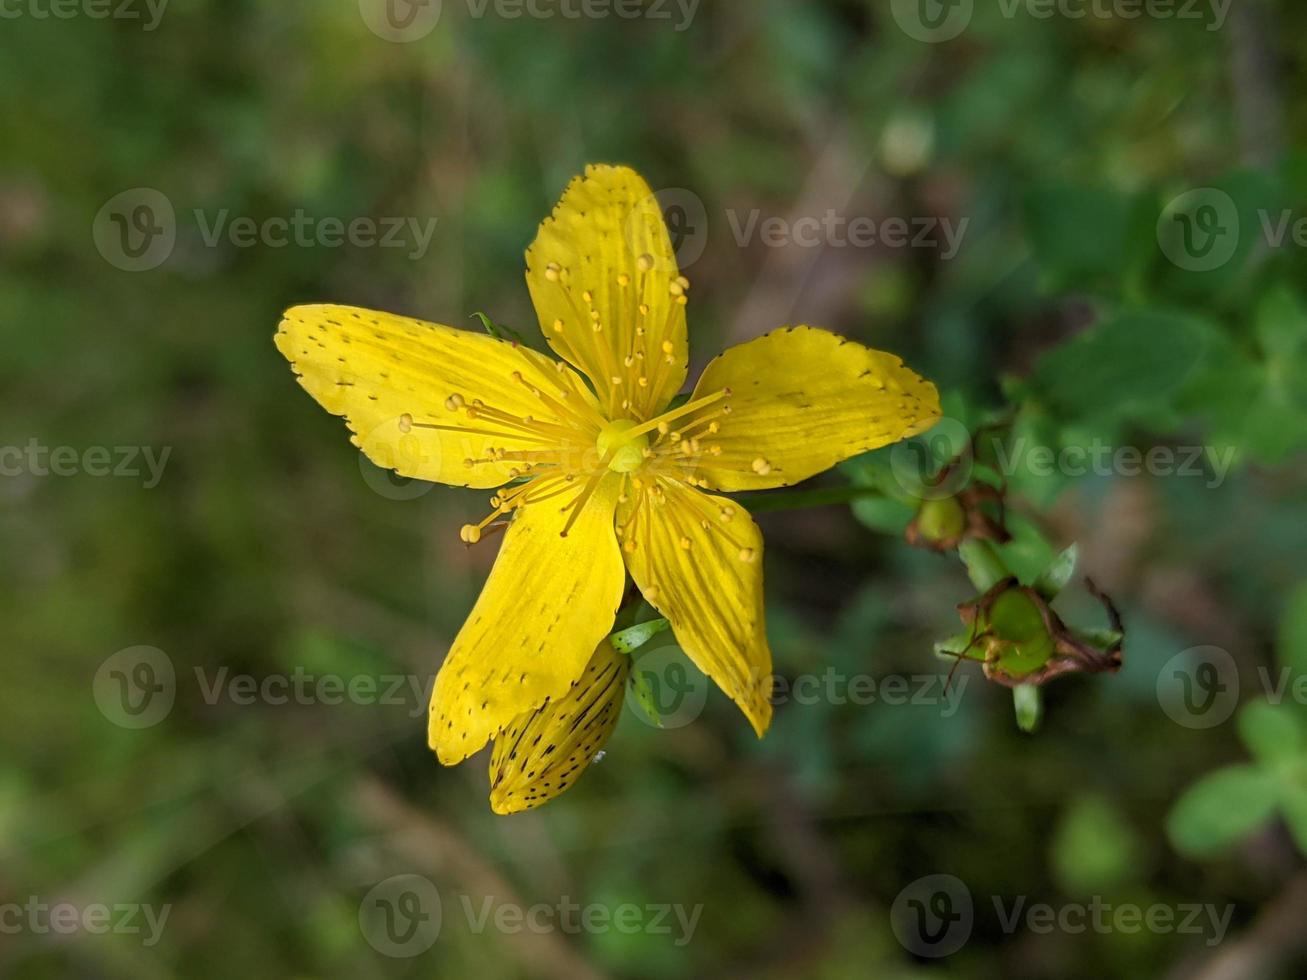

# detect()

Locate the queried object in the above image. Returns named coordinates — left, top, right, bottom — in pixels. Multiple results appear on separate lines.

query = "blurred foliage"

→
left=2, top=0, right=1307, bottom=978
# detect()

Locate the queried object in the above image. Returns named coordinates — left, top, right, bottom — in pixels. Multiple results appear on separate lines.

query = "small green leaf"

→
left=1029, top=311, right=1211, bottom=423
left=1281, top=777, right=1307, bottom=857
left=625, top=664, right=663, bottom=728
left=609, top=618, right=671, bottom=654
left=471, top=311, right=528, bottom=346
left=935, top=632, right=982, bottom=661
left=1167, top=765, right=1282, bottom=858
left=1238, top=700, right=1304, bottom=769
left=1278, top=581, right=1307, bottom=676
left=1256, top=284, right=1307, bottom=360
left=1032, top=544, right=1078, bottom=599
left=1013, top=684, right=1042, bottom=734
left=1052, top=795, right=1144, bottom=894
left=1068, top=626, right=1124, bottom=651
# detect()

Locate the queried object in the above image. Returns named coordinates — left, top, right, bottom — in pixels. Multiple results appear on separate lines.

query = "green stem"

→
left=958, top=539, right=1009, bottom=592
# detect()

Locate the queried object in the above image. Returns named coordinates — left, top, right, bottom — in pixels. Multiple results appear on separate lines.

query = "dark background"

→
left=3, top=0, right=1307, bottom=977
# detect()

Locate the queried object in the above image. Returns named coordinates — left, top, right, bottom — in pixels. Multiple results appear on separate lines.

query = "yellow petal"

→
left=276, top=304, right=600, bottom=489
left=525, top=164, right=688, bottom=420
left=621, top=478, right=772, bottom=736
left=489, top=638, right=630, bottom=815
left=429, top=474, right=625, bottom=764
left=684, top=326, right=941, bottom=491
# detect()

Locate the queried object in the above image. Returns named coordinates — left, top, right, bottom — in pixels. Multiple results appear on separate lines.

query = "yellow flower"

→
left=275, top=164, right=940, bottom=808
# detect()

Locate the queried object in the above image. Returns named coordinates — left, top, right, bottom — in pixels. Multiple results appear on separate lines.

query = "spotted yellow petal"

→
left=489, top=638, right=630, bottom=815
left=429, top=475, right=625, bottom=764
left=276, top=304, right=601, bottom=489
left=685, top=326, right=941, bottom=491
left=525, top=164, right=688, bottom=421
left=621, top=478, right=772, bottom=736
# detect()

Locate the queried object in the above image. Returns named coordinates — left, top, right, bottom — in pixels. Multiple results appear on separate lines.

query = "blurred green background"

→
left=3, top=0, right=1307, bottom=976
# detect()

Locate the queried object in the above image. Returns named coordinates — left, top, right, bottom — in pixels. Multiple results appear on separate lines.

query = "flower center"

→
left=596, top=419, right=649, bottom=473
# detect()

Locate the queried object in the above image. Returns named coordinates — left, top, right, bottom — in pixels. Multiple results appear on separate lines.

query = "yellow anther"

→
left=719, top=506, right=734, bottom=522
left=552, top=318, right=565, bottom=333
left=460, top=524, right=482, bottom=544
left=617, top=273, right=631, bottom=287
left=738, top=547, right=756, bottom=563
left=676, top=275, right=690, bottom=290
left=398, top=413, right=413, bottom=433
left=678, top=536, right=692, bottom=550
left=661, top=340, right=675, bottom=355
left=668, top=281, right=684, bottom=297
left=637, top=253, right=654, bottom=272
left=751, top=457, right=772, bottom=475
left=446, top=393, right=465, bottom=412
left=645, top=585, right=661, bottom=603
left=623, top=539, right=637, bottom=554
left=544, top=262, right=561, bottom=281
left=582, top=290, right=594, bottom=304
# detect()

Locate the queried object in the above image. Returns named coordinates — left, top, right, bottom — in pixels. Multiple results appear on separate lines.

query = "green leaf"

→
left=470, top=311, right=528, bottom=346
left=1032, top=543, right=1078, bottom=599
left=1282, top=776, right=1307, bottom=857
left=1022, top=183, right=1146, bottom=289
left=625, top=663, right=663, bottom=728
left=609, top=618, right=671, bottom=654
left=1256, top=284, right=1307, bottom=360
left=1029, top=311, right=1211, bottom=423
left=1278, top=581, right=1307, bottom=677
left=1052, top=794, right=1144, bottom=894
left=1238, top=700, right=1305, bottom=769
left=1069, top=626, right=1124, bottom=651
left=1013, top=684, right=1042, bottom=734
left=935, top=632, right=982, bottom=662
left=1167, top=765, right=1282, bottom=858
left=850, top=494, right=916, bottom=534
